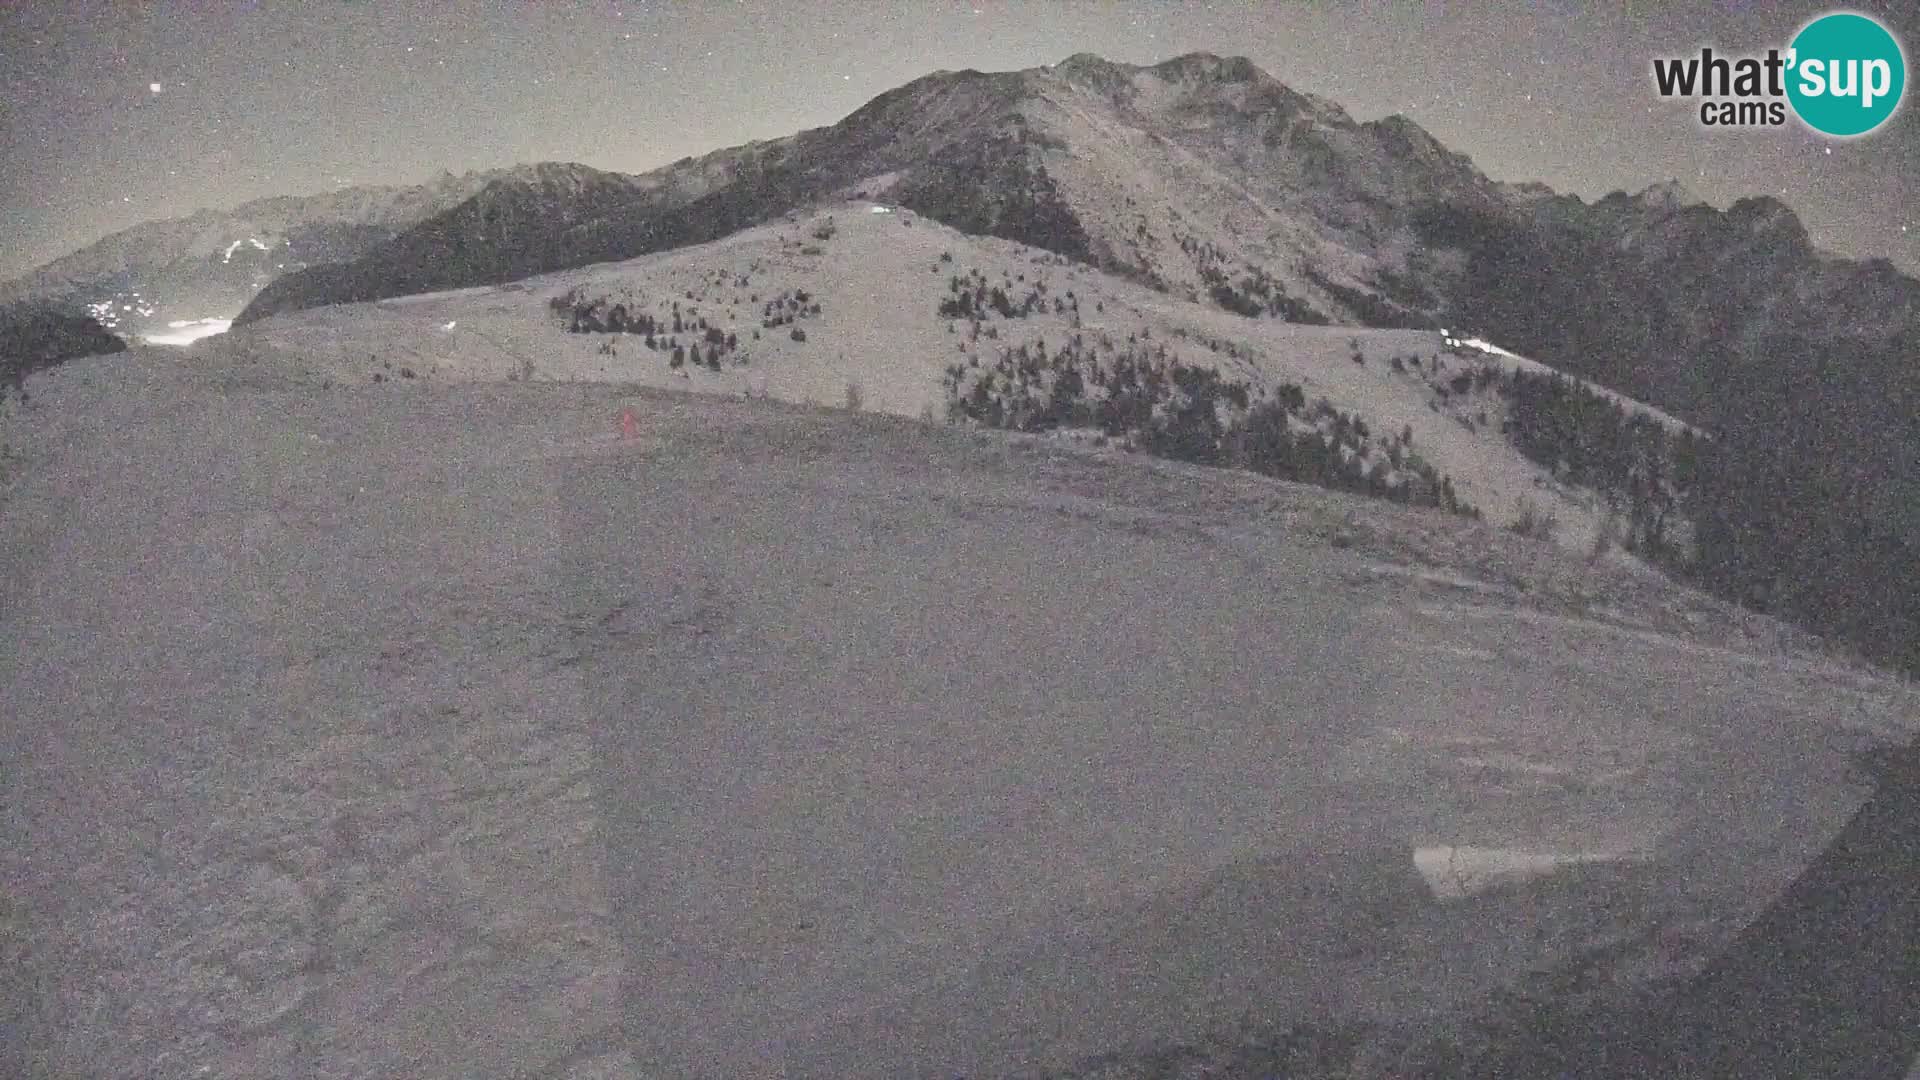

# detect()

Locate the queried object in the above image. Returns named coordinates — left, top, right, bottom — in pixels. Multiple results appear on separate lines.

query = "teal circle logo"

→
left=1786, top=12, right=1906, bottom=137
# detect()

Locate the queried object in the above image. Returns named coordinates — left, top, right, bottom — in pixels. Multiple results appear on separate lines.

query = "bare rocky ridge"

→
left=228, top=52, right=1920, bottom=371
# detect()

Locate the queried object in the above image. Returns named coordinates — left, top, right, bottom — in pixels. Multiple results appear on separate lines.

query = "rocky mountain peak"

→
left=1636, top=179, right=1704, bottom=211
left=1054, top=51, right=1126, bottom=75
left=1366, top=114, right=1462, bottom=164
left=1724, top=194, right=1811, bottom=251
left=1148, top=51, right=1263, bottom=84
left=491, top=161, right=624, bottom=194
left=1041, top=52, right=1136, bottom=101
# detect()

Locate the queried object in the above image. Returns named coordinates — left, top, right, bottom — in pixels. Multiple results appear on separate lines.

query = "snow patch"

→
left=376, top=285, right=498, bottom=306
left=221, top=238, right=270, bottom=264
left=1458, top=336, right=1517, bottom=358
left=1413, top=844, right=1639, bottom=900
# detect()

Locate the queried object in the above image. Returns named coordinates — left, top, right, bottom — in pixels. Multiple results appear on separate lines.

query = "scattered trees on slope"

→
left=942, top=333, right=1477, bottom=518
left=1179, top=236, right=1331, bottom=324
left=1497, top=367, right=1689, bottom=559
left=1476, top=350, right=1920, bottom=676
left=553, top=285, right=804, bottom=371
left=938, top=267, right=1077, bottom=322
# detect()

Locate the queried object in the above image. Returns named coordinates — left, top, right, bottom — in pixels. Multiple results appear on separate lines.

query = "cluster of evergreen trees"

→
left=1483, top=356, right=1920, bottom=675
left=760, top=289, right=820, bottom=329
left=941, top=332, right=1476, bottom=518
left=889, top=130, right=1096, bottom=267
left=1303, top=267, right=1433, bottom=330
left=554, top=292, right=739, bottom=372
left=1415, top=196, right=1920, bottom=674
left=1174, top=232, right=1421, bottom=328
left=1497, top=368, right=1693, bottom=559
left=1177, top=236, right=1330, bottom=324
left=937, top=267, right=1080, bottom=322
left=1678, top=340, right=1920, bottom=675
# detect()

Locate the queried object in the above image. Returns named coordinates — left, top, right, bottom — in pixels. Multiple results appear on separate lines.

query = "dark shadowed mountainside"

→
left=0, top=303, right=126, bottom=390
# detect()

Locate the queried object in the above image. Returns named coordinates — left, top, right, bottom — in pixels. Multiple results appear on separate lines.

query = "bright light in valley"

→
left=144, top=318, right=232, bottom=346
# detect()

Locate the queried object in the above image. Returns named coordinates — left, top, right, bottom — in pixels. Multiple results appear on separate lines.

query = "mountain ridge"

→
left=0, top=168, right=533, bottom=339
left=235, top=52, right=1495, bottom=326
left=231, top=53, right=1920, bottom=364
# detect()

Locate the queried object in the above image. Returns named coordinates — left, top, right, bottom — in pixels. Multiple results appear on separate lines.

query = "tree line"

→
left=942, top=327, right=1478, bottom=518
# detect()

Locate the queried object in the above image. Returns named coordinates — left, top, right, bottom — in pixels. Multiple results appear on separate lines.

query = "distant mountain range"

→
left=225, top=52, right=1917, bottom=429
left=238, top=51, right=1517, bottom=326
left=17, top=52, right=1913, bottom=435
left=0, top=169, right=523, bottom=341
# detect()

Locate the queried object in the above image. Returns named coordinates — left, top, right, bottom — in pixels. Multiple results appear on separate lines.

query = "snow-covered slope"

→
left=223, top=202, right=1685, bottom=557
left=6, top=308, right=1915, bottom=1079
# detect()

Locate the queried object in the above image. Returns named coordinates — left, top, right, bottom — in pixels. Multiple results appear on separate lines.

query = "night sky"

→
left=4, top=0, right=1917, bottom=279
